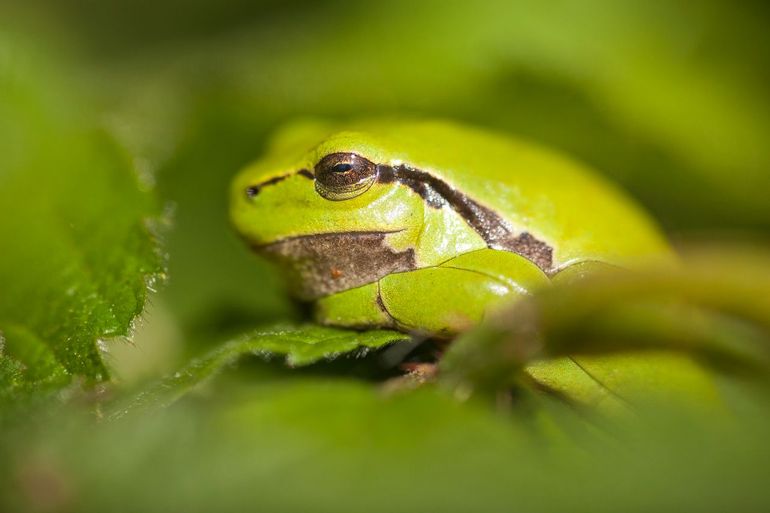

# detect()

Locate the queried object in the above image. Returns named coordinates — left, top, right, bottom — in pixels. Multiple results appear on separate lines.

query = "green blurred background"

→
left=2, top=1, right=770, bottom=511
left=7, top=0, right=770, bottom=355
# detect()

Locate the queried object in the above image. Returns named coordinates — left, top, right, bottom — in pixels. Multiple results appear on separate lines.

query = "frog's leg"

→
left=377, top=249, right=550, bottom=336
left=314, top=281, right=394, bottom=329
left=314, top=248, right=550, bottom=335
left=314, top=257, right=620, bottom=337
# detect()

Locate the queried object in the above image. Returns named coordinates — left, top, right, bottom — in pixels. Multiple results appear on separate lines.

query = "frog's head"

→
left=230, top=121, right=425, bottom=300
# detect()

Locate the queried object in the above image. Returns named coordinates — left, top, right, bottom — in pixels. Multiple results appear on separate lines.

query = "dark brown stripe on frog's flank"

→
left=259, top=231, right=415, bottom=300
left=377, top=162, right=554, bottom=271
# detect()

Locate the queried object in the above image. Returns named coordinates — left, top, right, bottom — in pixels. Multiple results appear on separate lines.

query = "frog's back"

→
left=307, top=119, right=671, bottom=269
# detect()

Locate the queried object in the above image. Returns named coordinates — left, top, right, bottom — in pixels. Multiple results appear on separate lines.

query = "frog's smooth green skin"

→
left=231, top=118, right=672, bottom=333
left=231, top=119, right=719, bottom=407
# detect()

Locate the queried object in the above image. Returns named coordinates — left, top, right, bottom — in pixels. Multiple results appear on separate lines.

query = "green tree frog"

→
left=231, top=119, right=672, bottom=335
left=231, top=120, right=719, bottom=408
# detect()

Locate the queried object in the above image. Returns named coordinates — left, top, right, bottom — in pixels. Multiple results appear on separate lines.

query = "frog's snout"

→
left=244, top=185, right=260, bottom=199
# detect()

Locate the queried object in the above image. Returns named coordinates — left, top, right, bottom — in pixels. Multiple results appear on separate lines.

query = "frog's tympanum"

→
left=231, top=119, right=672, bottom=336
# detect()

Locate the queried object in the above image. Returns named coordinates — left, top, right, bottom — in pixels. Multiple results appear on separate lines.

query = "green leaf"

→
left=0, top=37, right=164, bottom=396
left=111, top=324, right=409, bottom=417
left=7, top=376, right=770, bottom=512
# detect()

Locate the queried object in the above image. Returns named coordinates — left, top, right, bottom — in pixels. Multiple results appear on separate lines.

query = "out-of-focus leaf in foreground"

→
left=0, top=36, right=164, bottom=402
left=441, top=246, right=770, bottom=397
left=5, top=377, right=770, bottom=512
left=112, top=324, right=409, bottom=417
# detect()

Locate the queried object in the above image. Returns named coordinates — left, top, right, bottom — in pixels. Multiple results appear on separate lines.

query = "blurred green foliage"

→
left=91, top=0, right=770, bottom=339
left=0, top=35, right=164, bottom=398
left=6, top=377, right=770, bottom=513
left=1, top=0, right=770, bottom=511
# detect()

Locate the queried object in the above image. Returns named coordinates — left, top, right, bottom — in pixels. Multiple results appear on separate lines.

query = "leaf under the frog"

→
left=110, top=324, right=410, bottom=418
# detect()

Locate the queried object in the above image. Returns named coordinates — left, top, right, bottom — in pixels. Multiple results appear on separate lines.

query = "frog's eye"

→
left=314, top=152, right=377, bottom=201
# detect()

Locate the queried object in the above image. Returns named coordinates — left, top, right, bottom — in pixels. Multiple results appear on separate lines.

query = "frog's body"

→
left=231, top=119, right=719, bottom=409
left=231, top=119, right=671, bottom=335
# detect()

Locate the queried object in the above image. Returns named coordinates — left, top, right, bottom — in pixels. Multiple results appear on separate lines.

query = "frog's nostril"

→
left=245, top=186, right=260, bottom=199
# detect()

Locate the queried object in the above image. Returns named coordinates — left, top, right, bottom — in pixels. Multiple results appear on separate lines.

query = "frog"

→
left=231, top=118, right=673, bottom=333
left=230, top=119, right=720, bottom=409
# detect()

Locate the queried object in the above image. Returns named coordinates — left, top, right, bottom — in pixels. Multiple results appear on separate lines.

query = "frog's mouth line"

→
left=254, top=230, right=416, bottom=300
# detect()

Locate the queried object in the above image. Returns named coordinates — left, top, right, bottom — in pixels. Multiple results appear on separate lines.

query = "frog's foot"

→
left=380, top=362, right=438, bottom=395
left=400, top=362, right=438, bottom=382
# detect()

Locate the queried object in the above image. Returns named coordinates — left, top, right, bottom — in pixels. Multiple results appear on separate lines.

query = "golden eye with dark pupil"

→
left=315, top=152, right=378, bottom=201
